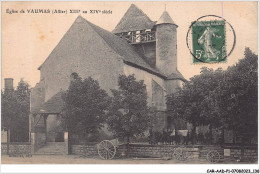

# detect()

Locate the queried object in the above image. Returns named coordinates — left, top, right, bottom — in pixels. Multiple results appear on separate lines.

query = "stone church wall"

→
left=156, top=24, right=177, bottom=75
left=39, top=19, right=125, bottom=102
left=123, top=64, right=166, bottom=110
left=133, top=42, right=156, bottom=67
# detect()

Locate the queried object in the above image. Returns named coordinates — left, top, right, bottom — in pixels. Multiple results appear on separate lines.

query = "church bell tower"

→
left=155, top=11, right=178, bottom=76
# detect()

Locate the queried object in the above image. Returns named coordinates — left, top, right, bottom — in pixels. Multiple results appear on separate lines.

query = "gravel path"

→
left=1, top=155, right=210, bottom=164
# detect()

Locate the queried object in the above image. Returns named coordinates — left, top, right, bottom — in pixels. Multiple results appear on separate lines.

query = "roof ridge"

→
left=83, top=18, right=156, bottom=68
left=128, top=4, right=152, bottom=22
left=79, top=17, right=124, bottom=60
left=39, top=15, right=169, bottom=82
left=38, top=16, right=86, bottom=70
left=112, top=4, right=155, bottom=33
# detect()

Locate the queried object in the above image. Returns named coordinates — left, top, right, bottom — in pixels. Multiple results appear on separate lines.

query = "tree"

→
left=214, top=48, right=258, bottom=143
left=1, top=79, right=30, bottom=142
left=167, top=67, right=224, bottom=143
left=106, top=74, right=150, bottom=143
left=167, top=48, right=258, bottom=144
left=62, top=75, right=111, bottom=141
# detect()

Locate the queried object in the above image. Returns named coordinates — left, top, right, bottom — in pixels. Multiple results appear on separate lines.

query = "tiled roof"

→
left=156, top=11, right=178, bottom=26
left=112, top=4, right=155, bottom=33
left=167, top=70, right=187, bottom=81
left=38, top=15, right=166, bottom=79
left=39, top=91, right=64, bottom=114
left=38, top=13, right=185, bottom=86
left=85, top=18, right=165, bottom=77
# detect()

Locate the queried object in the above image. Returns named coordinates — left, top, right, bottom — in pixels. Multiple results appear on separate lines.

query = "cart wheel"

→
left=97, top=140, right=116, bottom=160
left=207, top=150, right=220, bottom=163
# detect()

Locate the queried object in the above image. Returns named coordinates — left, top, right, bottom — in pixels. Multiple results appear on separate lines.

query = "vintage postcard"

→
left=1, top=1, right=258, bottom=173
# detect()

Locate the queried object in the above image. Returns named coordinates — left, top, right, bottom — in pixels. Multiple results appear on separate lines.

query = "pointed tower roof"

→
left=156, top=11, right=178, bottom=26
left=112, top=4, right=155, bottom=33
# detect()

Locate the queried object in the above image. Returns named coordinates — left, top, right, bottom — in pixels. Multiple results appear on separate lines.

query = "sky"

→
left=2, top=1, right=258, bottom=89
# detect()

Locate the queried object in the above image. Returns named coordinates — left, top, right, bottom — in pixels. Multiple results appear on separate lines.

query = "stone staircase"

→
left=35, top=142, right=66, bottom=155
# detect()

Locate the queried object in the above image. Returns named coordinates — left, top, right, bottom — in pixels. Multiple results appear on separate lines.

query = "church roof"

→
left=112, top=4, right=155, bottom=33
left=38, top=15, right=166, bottom=79
left=167, top=70, right=187, bottom=81
left=156, top=11, right=177, bottom=26
left=38, top=91, right=64, bottom=114
left=85, top=18, right=164, bottom=77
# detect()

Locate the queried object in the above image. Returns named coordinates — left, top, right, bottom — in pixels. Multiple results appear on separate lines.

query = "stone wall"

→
left=71, top=144, right=98, bottom=157
left=1, top=142, right=31, bottom=155
left=199, top=145, right=258, bottom=162
left=156, top=23, right=177, bottom=75
left=39, top=16, right=125, bottom=101
left=133, top=42, right=156, bottom=67
left=70, top=143, right=257, bottom=162
left=126, top=144, right=199, bottom=159
left=71, top=144, right=199, bottom=159
left=225, top=146, right=258, bottom=161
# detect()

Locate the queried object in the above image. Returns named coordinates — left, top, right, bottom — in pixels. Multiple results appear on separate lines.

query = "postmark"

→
left=186, top=15, right=236, bottom=64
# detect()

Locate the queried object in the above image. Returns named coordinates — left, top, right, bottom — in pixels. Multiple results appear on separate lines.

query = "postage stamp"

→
left=192, top=20, right=226, bottom=63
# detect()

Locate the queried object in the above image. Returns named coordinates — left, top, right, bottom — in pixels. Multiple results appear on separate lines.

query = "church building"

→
left=29, top=4, right=185, bottom=153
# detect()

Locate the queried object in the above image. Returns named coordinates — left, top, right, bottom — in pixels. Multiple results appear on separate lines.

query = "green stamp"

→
left=192, top=20, right=226, bottom=63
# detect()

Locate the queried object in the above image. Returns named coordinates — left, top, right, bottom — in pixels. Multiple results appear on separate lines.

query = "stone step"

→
left=42, top=144, right=65, bottom=147
left=37, top=148, right=64, bottom=151
left=34, top=152, right=64, bottom=155
left=37, top=149, right=64, bottom=152
left=46, top=142, right=65, bottom=144
left=42, top=145, right=65, bottom=148
left=35, top=142, right=66, bottom=155
left=37, top=147, right=65, bottom=151
left=36, top=151, right=64, bottom=154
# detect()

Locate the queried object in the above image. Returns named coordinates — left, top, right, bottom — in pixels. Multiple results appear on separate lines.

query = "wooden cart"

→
left=97, top=139, right=125, bottom=160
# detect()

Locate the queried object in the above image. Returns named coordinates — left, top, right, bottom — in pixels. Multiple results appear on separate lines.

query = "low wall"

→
left=71, top=144, right=199, bottom=159
left=199, top=145, right=257, bottom=161
left=127, top=144, right=199, bottom=159
left=1, top=142, right=31, bottom=155
left=71, top=143, right=257, bottom=161
left=71, top=144, right=98, bottom=157
left=225, top=146, right=258, bottom=161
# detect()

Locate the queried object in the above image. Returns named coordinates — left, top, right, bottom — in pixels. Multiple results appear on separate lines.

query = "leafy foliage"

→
left=1, top=79, right=30, bottom=142
left=106, top=74, right=150, bottom=143
left=62, top=75, right=111, bottom=140
left=167, top=48, right=258, bottom=142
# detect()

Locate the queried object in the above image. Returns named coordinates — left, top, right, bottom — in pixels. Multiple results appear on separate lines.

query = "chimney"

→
left=4, top=78, right=14, bottom=91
